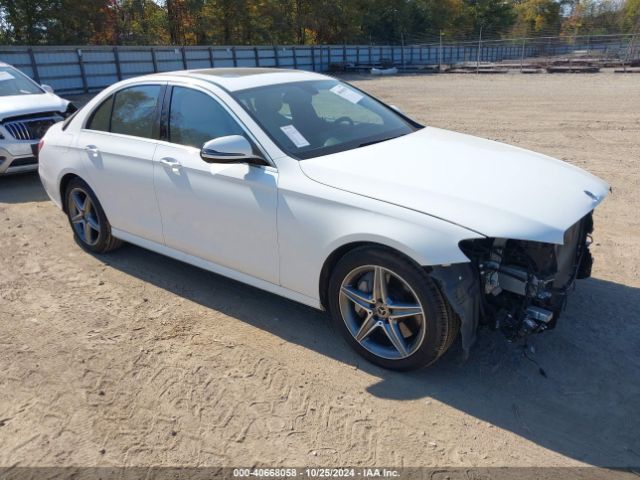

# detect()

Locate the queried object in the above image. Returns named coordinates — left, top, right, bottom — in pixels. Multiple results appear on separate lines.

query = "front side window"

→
left=110, top=85, right=162, bottom=139
left=232, top=80, right=419, bottom=160
left=0, top=66, right=43, bottom=96
left=168, top=86, right=244, bottom=148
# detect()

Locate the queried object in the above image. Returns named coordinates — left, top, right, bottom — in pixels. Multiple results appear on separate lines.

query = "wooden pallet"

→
left=446, top=67, right=509, bottom=74
left=546, top=65, right=600, bottom=73
left=614, top=68, right=640, bottom=73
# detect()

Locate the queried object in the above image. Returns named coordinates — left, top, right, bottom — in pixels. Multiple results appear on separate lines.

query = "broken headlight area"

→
left=434, top=213, right=594, bottom=352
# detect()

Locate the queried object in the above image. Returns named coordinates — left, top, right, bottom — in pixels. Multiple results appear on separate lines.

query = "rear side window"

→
left=168, top=86, right=244, bottom=148
left=111, top=85, right=162, bottom=139
left=86, top=95, right=113, bottom=132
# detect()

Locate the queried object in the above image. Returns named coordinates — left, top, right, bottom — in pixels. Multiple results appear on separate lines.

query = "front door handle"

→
left=159, top=157, right=182, bottom=173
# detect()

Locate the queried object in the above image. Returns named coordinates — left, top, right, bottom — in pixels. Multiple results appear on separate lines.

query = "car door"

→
left=76, top=83, right=165, bottom=244
left=153, top=85, right=279, bottom=284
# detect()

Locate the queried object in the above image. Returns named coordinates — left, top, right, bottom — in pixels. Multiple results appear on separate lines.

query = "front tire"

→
left=65, top=177, right=122, bottom=253
left=328, top=247, right=458, bottom=371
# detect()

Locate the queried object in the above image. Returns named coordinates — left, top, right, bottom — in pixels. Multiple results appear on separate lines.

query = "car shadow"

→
left=100, top=242, right=640, bottom=468
left=0, top=173, right=49, bottom=203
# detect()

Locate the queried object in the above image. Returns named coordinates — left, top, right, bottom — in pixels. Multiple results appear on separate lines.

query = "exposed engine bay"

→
left=431, top=213, right=595, bottom=353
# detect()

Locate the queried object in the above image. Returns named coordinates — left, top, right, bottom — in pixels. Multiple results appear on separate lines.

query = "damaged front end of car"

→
left=430, top=212, right=595, bottom=355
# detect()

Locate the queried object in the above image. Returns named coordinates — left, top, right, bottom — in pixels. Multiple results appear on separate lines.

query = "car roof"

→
left=146, top=67, right=330, bottom=92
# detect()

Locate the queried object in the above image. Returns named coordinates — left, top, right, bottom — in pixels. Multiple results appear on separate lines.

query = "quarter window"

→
left=110, top=85, right=162, bottom=139
left=168, top=87, right=244, bottom=148
left=86, top=95, right=113, bottom=132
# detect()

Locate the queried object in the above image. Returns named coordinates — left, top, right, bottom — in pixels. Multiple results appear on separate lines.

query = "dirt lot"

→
left=1, top=72, right=639, bottom=469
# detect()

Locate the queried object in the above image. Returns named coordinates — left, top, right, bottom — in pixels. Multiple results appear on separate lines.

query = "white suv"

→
left=0, top=62, right=75, bottom=175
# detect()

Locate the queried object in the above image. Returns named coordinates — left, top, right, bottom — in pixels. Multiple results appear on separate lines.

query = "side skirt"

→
left=111, top=228, right=323, bottom=310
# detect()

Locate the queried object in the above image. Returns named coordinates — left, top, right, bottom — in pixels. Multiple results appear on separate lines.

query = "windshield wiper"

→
left=358, top=134, right=406, bottom=148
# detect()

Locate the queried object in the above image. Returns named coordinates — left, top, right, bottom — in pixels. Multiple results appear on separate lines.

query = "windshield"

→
left=0, top=66, right=43, bottom=97
left=232, top=79, right=420, bottom=160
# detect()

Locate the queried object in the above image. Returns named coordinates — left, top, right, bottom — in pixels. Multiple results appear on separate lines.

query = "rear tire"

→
left=328, top=246, right=458, bottom=371
left=64, top=177, right=122, bottom=254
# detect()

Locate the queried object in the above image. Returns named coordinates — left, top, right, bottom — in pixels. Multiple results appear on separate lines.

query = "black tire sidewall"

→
left=328, top=247, right=451, bottom=371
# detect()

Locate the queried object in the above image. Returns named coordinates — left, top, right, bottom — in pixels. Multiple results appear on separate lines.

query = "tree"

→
left=0, top=0, right=634, bottom=46
left=0, top=0, right=57, bottom=44
left=511, top=0, right=562, bottom=36
left=622, top=0, right=640, bottom=31
left=462, top=0, right=517, bottom=38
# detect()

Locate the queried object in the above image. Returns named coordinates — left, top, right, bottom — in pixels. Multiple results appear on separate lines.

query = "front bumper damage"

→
left=431, top=213, right=595, bottom=356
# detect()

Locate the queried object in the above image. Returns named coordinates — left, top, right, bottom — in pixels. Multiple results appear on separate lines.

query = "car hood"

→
left=299, top=127, right=609, bottom=244
left=0, top=93, right=69, bottom=121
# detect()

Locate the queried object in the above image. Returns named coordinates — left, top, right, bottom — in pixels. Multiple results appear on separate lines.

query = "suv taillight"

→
left=38, top=138, right=45, bottom=153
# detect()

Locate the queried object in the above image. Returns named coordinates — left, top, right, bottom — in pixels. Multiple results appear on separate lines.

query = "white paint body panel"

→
left=0, top=91, right=69, bottom=121
left=38, top=69, right=609, bottom=309
left=153, top=142, right=280, bottom=284
left=299, top=127, right=609, bottom=245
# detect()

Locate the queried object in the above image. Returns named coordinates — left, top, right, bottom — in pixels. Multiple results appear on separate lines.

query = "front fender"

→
left=277, top=180, right=482, bottom=303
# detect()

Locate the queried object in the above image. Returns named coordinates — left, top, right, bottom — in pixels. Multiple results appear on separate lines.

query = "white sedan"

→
left=39, top=68, right=609, bottom=370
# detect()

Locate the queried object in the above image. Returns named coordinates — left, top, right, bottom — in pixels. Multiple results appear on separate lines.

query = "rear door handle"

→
left=159, top=157, right=182, bottom=173
left=84, top=145, right=99, bottom=157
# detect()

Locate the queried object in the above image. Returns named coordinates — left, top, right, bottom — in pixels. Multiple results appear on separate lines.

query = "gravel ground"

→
left=0, top=72, right=639, bottom=469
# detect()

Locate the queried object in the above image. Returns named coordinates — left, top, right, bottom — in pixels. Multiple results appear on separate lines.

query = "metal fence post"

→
left=254, top=46, right=260, bottom=67
left=520, top=38, right=526, bottom=72
left=113, top=47, right=122, bottom=80
left=231, top=46, right=237, bottom=67
left=208, top=46, right=215, bottom=67
left=439, top=32, right=443, bottom=71
left=292, top=46, right=298, bottom=69
left=273, top=45, right=280, bottom=67
left=181, top=47, right=187, bottom=69
left=28, top=48, right=41, bottom=84
left=76, top=48, right=88, bottom=93
left=151, top=48, right=158, bottom=72
left=311, top=45, right=316, bottom=71
left=476, top=25, right=483, bottom=74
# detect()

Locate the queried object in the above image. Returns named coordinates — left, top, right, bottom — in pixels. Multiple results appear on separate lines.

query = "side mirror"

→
left=200, top=135, right=268, bottom=166
left=41, top=84, right=55, bottom=94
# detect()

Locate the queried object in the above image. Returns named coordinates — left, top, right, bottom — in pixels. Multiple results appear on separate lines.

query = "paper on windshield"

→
left=280, top=125, right=310, bottom=148
left=0, top=71, right=16, bottom=82
left=330, top=84, right=363, bottom=104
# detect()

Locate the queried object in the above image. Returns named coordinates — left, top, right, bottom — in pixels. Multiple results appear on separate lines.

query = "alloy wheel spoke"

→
left=83, top=220, right=93, bottom=243
left=372, top=266, right=389, bottom=303
left=82, top=196, right=92, bottom=214
left=384, top=320, right=408, bottom=357
left=354, top=313, right=378, bottom=342
left=388, top=302, right=423, bottom=320
left=86, top=215, right=100, bottom=233
left=340, top=286, right=374, bottom=311
left=71, top=191, right=84, bottom=213
left=71, top=212, right=84, bottom=224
